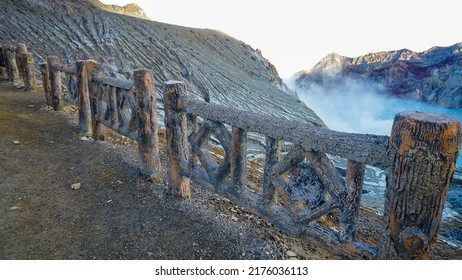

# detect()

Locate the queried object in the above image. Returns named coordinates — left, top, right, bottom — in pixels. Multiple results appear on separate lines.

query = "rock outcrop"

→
left=293, top=43, right=462, bottom=109
left=0, top=0, right=323, bottom=126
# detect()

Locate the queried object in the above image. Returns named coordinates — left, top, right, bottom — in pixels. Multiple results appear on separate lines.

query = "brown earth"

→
left=1, top=80, right=460, bottom=260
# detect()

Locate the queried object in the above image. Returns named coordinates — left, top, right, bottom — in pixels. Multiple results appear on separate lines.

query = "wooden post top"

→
left=16, top=43, right=27, bottom=54
left=390, top=111, right=462, bottom=155
left=162, top=80, right=187, bottom=94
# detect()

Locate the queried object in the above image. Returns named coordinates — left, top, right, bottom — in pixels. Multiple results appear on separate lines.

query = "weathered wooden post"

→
left=83, top=60, right=104, bottom=140
left=339, top=160, right=366, bottom=243
left=47, top=56, right=62, bottom=110
left=6, top=45, right=20, bottom=83
left=40, top=63, right=52, bottom=106
left=76, top=60, right=92, bottom=135
left=24, top=53, right=37, bottom=90
left=17, top=43, right=27, bottom=81
left=163, top=81, right=191, bottom=198
left=187, top=114, right=200, bottom=168
left=230, top=127, right=247, bottom=192
left=108, top=85, right=119, bottom=128
left=133, top=69, right=161, bottom=180
left=377, top=111, right=461, bottom=259
left=263, top=137, right=281, bottom=205
left=16, top=43, right=37, bottom=90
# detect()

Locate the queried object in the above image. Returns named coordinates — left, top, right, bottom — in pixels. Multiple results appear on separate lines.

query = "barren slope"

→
left=0, top=0, right=323, bottom=126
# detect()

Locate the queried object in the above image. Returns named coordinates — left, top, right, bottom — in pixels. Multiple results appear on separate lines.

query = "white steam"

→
left=287, top=76, right=462, bottom=165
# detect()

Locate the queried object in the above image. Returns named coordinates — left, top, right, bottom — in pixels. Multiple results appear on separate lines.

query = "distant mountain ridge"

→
left=0, top=0, right=323, bottom=126
left=293, top=43, right=462, bottom=109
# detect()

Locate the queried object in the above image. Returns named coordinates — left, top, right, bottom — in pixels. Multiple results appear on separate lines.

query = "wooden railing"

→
left=1, top=43, right=460, bottom=260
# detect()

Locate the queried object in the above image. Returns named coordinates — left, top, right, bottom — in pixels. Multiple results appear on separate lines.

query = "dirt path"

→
left=0, top=80, right=335, bottom=260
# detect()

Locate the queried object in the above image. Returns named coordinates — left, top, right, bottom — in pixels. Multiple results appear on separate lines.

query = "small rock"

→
left=230, top=208, right=238, bottom=213
left=117, top=180, right=123, bottom=184
left=71, top=183, right=81, bottom=190
left=12, top=140, right=20, bottom=145
left=27, top=105, right=34, bottom=108
left=80, top=136, right=90, bottom=141
left=231, top=215, right=239, bottom=222
left=286, top=250, right=297, bottom=258
left=10, top=206, right=21, bottom=211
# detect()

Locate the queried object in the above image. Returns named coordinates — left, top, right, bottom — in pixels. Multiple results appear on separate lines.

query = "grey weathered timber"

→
left=6, top=45, right=19, bottom=82
left=189, top=122, right=220, bottom=183
left=376, top=111, right=462, bottom=259
left=108, top=86, right=119, bottom=128
left=263, top=137, right=281, bottom=205
left=297, top=199, right=339, bottom=224
left=230, top=127, right=247, bottom=192
left=163, top=81, right=191, bottom=198
left=47, top=56, right=62, bottom=110
left=76, top=60, right=93, bottom=135
left=93, top=83, right=107, bottom=140
left=16, top=43, right=27, bottom=84
left=55, top=63, right=77, bottom=74
left=133, top=69, right=161, bottom=180
left=209, top=122, right=232, bottom=188
left=187, top=114, right=200, bottom=169
left=39, top=63, right=51, bottom=105
left=84, top=60, right=105, bottom=140
left=16, top=43, right=36, bottom=90
left=339, top=160, right=366, bottom=243
left=92, top=71, right=133, bottom=90
left=180, top=97, right=389, bottom=166
left=23, top=53, right=36, bottom=90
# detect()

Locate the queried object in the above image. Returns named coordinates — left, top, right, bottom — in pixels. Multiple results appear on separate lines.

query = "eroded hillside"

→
left=0, top=0, right=323, bottom=126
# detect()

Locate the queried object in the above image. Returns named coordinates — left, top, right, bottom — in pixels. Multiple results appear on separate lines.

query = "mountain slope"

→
left=0, top=0, right=323, bottom=126
left=293, top=43, right=462, bottom=109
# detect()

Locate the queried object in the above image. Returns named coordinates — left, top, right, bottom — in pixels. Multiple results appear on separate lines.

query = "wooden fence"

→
left=1, top=43, right=460, bottom=260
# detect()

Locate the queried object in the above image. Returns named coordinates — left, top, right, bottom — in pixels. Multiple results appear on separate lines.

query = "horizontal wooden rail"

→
left=93, top=71, right=133, bottom=90
left=179, top=96, right=389, bottom=166
left=55, top=63, right=77, bottom=74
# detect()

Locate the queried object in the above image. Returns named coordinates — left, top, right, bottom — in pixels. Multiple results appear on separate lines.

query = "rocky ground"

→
left=1, top=80, right=460, bottom=260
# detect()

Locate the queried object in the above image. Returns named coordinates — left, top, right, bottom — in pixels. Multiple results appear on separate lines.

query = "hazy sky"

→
left=100, top=0, right=461, bottom=78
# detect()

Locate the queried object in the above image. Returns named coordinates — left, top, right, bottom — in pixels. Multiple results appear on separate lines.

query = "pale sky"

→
left=100, top=0, right=462, bottom=78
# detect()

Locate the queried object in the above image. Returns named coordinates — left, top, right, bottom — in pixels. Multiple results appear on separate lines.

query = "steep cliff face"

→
left=0, top=0, right=323, bottom=126
left=293, top=43, right=462, bottom=109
